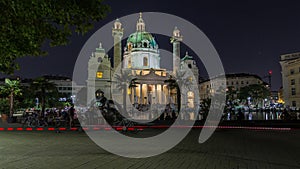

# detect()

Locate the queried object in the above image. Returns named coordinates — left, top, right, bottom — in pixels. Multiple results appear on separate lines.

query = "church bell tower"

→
left=171, top=27, right=183, bottom=75
left=112, top=19, right=124, bottom=71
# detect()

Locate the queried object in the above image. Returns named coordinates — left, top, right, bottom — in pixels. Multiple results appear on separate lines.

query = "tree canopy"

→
left=0, top=0, right=110, bottom=74
left=30, top=77, right=58, bottom=114
left=239, top=84, right=270, bottom=106
left=0, top=78, right=22, bottom=117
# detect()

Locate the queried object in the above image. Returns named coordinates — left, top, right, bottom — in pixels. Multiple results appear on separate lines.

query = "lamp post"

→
left=268, top=70, right=272, bottom=91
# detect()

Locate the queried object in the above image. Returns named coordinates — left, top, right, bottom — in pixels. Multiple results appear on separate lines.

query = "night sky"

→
left=13, top=0, right=300, bottom=91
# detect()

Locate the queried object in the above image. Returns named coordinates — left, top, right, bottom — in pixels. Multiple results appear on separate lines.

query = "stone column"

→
left=133, top=86, right=137, bottom=104
left=145, top=84, right=148, bottom=104
left=155, top=84, right=158, bottom=104
left=140, top=84, right=143, bottom=104
left=162, top=85, right=164, bottom=104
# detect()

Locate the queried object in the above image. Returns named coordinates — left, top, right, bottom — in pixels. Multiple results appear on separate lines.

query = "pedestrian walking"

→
left=69, top=105, right=75, bottom=128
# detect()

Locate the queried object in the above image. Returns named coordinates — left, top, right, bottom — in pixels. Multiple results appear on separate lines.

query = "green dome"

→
left=126, top=31, right=157, bottom=49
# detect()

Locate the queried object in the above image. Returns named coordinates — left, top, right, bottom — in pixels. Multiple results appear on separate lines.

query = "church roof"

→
left=181, top=52, right=193, bottom=61
left=127, top=31, right=157, bottom=48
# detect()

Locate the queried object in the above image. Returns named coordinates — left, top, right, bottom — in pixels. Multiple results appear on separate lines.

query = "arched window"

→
left=143, top=42, right=148, bottom=47
left=143, top=57, right=148, bottom=66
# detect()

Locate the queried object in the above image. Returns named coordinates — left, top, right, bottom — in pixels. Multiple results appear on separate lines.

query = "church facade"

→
left=87, top=13, right=199, bottom=118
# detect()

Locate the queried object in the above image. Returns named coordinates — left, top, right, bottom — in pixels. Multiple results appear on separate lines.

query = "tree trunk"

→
left=41, top=88, right=46, bottom=117
left=41, top=96, right=45, bottom=118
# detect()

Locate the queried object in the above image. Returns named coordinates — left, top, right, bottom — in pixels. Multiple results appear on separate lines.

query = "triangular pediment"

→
left=135, top=68, right=169, bottom=83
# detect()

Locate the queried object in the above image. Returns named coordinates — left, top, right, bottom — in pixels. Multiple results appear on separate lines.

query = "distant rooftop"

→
left=200, top=73, right=263, bottom=83
left=42, top=75, right=71, bottom=81
left=0, top=75, right=72, bottom=83
left=280, top=52, right=300, bottom=61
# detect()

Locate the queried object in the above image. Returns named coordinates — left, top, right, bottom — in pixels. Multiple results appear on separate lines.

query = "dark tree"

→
left=0, top=0, right=110, bottom=74
left=0, top=79, right=22, bottom=117
left=30, top=77, right=58, bottom=116
left=239, top=84, right=270, bottom=107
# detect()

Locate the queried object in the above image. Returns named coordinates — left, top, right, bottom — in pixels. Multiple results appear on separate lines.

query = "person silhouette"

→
left=95, top=90, right=107, bottom=109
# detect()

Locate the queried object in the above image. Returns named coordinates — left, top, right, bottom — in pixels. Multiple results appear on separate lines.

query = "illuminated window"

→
left=96, top=72, right=103, bottom=78
left=143, top=57, right=148, bottom=66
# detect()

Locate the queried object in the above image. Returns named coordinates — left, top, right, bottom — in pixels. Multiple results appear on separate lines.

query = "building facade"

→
left=0, top=75, right=83, bottom=103
left=199, top=73, right=265, bottom=100
left=87, top=13, right=200, bottom=117
left=280, top=52, right=300, bottom=108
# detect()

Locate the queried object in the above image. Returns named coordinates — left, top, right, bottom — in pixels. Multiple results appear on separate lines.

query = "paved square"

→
left=0, top=129, right=299, bottom=169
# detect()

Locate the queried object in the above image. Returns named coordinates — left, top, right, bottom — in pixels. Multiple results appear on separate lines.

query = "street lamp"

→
left=268, top=70, right=272, bottom=90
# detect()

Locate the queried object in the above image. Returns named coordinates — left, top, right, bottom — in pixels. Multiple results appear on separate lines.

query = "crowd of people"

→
left=222, top=107, right=300, bottom=121
left=22, top=106, right=77, bottom=128
left=20, top=90, right=300, bottom=129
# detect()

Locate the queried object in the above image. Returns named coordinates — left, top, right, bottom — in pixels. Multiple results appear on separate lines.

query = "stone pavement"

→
left=0, top=121, right=21, bottom=128
left=0, top=128, right=299, bottom=169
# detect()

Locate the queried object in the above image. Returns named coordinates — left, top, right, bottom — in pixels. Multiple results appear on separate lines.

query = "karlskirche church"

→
left=87, top=13, right=199, bottom=119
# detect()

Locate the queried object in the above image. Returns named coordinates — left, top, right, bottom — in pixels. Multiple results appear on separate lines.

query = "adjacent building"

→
left=199, top=73, right=265, bottom=100
left=280, top=52, right=300, bottom=108
left=0, top=75, right=83, bottom=103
